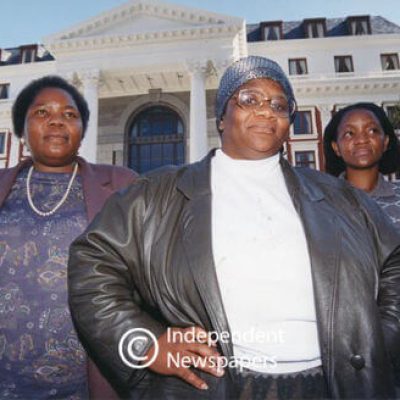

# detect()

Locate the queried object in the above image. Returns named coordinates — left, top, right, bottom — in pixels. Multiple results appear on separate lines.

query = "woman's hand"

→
left=146, top=326, right=225, bottom=390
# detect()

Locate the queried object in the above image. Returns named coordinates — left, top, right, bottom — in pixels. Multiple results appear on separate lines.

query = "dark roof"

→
left=1, top=15, right=399, bottom=63
left=247, top=15, right=400, bottom=42
left=0, top=45, right=54, bottom=66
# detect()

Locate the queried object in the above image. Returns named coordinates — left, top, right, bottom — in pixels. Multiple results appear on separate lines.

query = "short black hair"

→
left=323, top=102, right=400, bottom=176
left=12, top=75, right=90, bottom=138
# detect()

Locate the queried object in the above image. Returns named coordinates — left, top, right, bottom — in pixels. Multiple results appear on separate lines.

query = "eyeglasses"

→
left=232, top=89, right=296, bottom=119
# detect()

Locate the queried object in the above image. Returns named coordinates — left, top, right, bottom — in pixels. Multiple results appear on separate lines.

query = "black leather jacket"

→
left=68, top=152, right=400, bottom=399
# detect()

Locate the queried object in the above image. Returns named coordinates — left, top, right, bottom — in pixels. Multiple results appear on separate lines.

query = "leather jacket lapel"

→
left=181, top=193, right=234, bottom=359
left=295, top=195, right=340, bottom=389
left=282, top=159, right=340, bottom=388
left=178, top=152, right=233, bottom=359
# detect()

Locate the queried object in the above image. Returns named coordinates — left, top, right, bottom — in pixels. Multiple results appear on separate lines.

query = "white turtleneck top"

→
left=211, top=149, right=321, bottom=374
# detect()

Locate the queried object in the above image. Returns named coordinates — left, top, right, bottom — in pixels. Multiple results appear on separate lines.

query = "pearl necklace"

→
left=26, top=163, right=79, bottom=217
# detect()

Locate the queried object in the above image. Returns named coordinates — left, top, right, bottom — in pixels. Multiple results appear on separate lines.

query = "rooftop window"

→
left=260, top=21, right=283, bottom=40
left=20, top=45, right=37, bottom=63
left=347, top=16, right=371, bottom=35
left=303, top=18, right=326, bottom=38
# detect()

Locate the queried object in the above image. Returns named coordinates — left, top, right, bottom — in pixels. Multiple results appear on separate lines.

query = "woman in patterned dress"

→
left=0, top=76, right=137, bottom=399
left=323, top=102, right=400, bottom=229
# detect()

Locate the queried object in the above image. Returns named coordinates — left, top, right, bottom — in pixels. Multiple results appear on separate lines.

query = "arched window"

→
left=128, top=106, right=185, bottom=173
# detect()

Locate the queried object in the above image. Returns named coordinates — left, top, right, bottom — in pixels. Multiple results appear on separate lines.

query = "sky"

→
left=1, top=0, right=400, bottom=48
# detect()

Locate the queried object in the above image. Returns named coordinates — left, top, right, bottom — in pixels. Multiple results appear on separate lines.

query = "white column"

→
left=318, top=104, right=334, bottom=132
left=317, top=104, right=335, bottom=170
left=187, top=61, right=208, bottom=163
left=79, top=70, right=100, bottom=163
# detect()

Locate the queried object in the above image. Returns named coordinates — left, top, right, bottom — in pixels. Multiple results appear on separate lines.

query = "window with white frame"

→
left=128, top=106, right=185, bottom=174
left=293, top=111, right=313, bottom=135
left=381, top=54, right=400, bottom=71
left=261, top=22, right=282, bottom=40
left=334, top=55, right=354, bottom=73
left=0, top=132, right=6, bottom=155
left=386, top=105, right=400, bottom=130
left=0, top=84, right=9, bottom=99
left=304, top=19, right=326, bottom=38
left=295, top=151, right=316, bottom=169
left=347, top=16, right=371, bottom=35
left=289, top=58, right=308, bottom=75
left=20, top=46, right=36, bottom=63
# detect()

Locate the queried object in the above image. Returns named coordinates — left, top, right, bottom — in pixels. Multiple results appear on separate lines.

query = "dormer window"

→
left=303, top=18, right=326, bottom=38
left=0, top=49, right=12, bottom=64
left=347, top=16, right=371, bottom=35
left=20, top=45, right=37, bottom=63
left=260, top=21, right=283, bottom=40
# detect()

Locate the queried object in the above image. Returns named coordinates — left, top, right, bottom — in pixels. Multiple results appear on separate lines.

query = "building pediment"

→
left=84, top=14, right=203, bottom=37
left=44, top=0, right=244, bottom=52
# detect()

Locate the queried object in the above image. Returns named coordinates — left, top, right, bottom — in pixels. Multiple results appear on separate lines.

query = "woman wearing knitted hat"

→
left=68, top=56, right=400, bottom=399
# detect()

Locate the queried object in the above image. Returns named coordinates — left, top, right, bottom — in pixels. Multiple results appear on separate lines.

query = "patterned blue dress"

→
left=370, top=174, right=400, bottom=230
left=0, top=168, right=89, bottom=399
left=339, top=173, right=400, bottom=230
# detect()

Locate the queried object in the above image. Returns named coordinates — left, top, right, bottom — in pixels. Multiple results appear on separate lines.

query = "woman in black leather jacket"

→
left=68, top=57, right=400, bottom=400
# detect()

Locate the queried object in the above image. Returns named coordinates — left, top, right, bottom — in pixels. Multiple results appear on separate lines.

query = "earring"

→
left=20, top=138, right=25, bottom=146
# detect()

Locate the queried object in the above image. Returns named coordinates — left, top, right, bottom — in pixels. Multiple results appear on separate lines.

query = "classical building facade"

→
left=0, top=0, right=399, bottom=172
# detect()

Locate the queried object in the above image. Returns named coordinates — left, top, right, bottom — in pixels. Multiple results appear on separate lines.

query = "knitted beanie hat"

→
left=215, top=56, right=296, bottom=128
